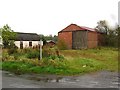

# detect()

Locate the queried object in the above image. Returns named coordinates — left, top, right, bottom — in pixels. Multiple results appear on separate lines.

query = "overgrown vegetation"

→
left=95, top=20, right=119, bottom=47
left=26, top=50, right=39, bottom=59
left=1, top=47, right=118, bottom=75
left=1, top=57, right=104, bottom=75
left=60, top=47, right=118, bottom=72
left=57, top=39, right=68, bottom=50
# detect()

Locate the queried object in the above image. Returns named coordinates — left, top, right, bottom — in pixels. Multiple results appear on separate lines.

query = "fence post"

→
left=39, top=40, right=43, bottom=60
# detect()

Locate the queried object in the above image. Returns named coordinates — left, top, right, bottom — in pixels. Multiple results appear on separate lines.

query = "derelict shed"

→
left=58, top=24, right=99, bottom=49
left=14, top=32, right=40, bottom=49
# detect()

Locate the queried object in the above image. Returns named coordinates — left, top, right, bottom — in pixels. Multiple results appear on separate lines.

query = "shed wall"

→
left=58, top=32, right=72, bottom=49
left=87, top=31, right=98, bottom=48
left=97, top=33, right=105, bottom=46
left=58, top=31, right=100, bottom=49
left=72, top=31, right=87, bottom=49
left=14, top=41, right=39, bottom=48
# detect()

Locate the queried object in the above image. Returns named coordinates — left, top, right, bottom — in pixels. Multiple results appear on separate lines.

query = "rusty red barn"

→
left=58, top=24, right=103, bottom=49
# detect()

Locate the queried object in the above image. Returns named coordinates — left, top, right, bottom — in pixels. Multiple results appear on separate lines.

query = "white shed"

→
left=14, top=32, right=40, bottom=49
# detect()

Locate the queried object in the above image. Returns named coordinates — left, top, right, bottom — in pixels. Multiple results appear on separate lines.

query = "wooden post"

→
left=40, top=44, right=42, bottom=60
left=39, top=40, right=43, bottom=60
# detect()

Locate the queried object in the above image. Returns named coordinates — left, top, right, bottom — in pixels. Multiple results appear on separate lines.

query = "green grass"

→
left=60, top=47, right=118, bottom=72
left=0, top=61, right=2, bottom=70
left=1, top=47, right=118, bottom=75
left=1, top=58, right=104, bottom=75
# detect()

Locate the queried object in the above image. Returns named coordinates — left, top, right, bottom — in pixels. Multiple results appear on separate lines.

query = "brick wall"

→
left=97, top=33, right=105, bottom=46
left=87, top=31, right=98, bottom=48
left=58, top=31, right=100, bottom=49
left=58, top=31, right=72, bottom=49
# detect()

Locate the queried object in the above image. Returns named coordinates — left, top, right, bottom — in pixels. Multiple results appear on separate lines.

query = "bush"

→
left=42, top=46, right=57, bottom=57
left=7, top=48, right=17, bottom=55
left=58, top=55, right=64, bottom=60
left=48, top=55, right=57, bottom=60
left=23, top=48, right=32, bottom=53
left=101, top=29, right=118, bottom=48
left=48, top=55, right=64, bottom=60
left=2, top=52, right=9, bottom=61
left=42, top=46, right=51, bottom=57
left=57, top=39, right=68, bottom=50
left=26, top=50, right=39, bottom=59
left=13, top=53, right=19, bottom=60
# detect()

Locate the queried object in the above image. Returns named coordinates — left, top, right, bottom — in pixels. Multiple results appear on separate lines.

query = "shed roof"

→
left=15, top=32, right=40, bottom=41
left=59, top=24, right=97, bottom=33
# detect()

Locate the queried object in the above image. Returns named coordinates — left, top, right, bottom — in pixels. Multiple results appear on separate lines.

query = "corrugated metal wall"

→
left=72, top=31, right=87, bottom=49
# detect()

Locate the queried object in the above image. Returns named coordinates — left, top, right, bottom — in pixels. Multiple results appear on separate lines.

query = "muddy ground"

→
left=1, top=70, right=119, bottom=88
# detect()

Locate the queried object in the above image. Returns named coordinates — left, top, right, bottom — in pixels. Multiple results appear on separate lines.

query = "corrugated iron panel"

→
left=72, top=31, right=87, bottom=49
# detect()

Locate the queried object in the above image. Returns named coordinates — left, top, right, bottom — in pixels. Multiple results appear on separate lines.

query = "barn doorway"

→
left=20, top=41, right=23, bottom=49
left=72, top=31, right=87, bottom=49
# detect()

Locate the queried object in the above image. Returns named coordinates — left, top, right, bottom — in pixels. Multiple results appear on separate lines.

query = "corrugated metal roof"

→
left=59, top=24, right=97, bottom=32
left=80, top=26, right=96, bottom=32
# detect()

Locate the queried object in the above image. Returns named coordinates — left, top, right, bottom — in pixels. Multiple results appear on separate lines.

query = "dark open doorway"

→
left=20, top=41, right=23, bottom=49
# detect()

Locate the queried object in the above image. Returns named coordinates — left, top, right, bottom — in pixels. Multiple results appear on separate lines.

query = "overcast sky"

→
left=0, top=0, right=119, bottom=36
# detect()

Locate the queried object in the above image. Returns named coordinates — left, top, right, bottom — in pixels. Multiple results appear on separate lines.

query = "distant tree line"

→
left=39, top=34, right=58, bottom=45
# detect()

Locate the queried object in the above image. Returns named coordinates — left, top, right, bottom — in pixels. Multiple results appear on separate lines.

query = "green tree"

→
left=0, top=24, right=17, bottom=48
left=39, top=34, right=46, bottom=45
left=95, top=20, right=118, bottom=47
left=95, top=20, right=109, bottom=34
left=53, top=35, right=58, bottom=42
left=104, top=29, right=118, bottom=47
left=41, top=34, right=58, bottom=45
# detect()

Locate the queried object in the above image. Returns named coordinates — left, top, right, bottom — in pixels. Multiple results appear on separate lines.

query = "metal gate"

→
left=72, top=31, right=87, bottom=49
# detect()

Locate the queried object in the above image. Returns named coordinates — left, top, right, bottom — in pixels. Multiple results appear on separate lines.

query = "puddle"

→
left=2, top=70, right=119, bottom=88
left=112, top=81, right=120, bottom=85
left=3, top=72, right=14, bottom=77
left=28, top=76, right=63, bottom=82
left=90, top=81, right=98, bottom=84
left=27, top=76, right=79, bottom=83
left=27, top=76, right=83, bottom=84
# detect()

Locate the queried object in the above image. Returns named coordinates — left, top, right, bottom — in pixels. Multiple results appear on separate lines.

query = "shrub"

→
left=7, top=48, right=17, bottom=55
left=42, top=46, right=57, bottom=57
left=48, top=55, right=57, bottom=60
left=48, top=55, right=64, bottom=60
left=13, top=53, right=19, bottom=60
left=57, top=39, right=68, bottom=50
left=23, top=48, right=32, bottom=53
left=2, top=52, right=9, bottom=61
left=26, top=50, right=39, bottom=59
left=58, top=55, right=64, bottom=60
left=42, top=46, right=50, bottom=57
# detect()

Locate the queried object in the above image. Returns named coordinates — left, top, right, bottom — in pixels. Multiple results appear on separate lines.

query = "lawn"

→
left=1, top=47, right=118, bottom=75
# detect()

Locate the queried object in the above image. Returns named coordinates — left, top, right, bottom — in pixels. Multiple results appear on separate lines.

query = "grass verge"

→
left=2, top=58, right=105, bottom=75
left=1, top=47, right=118, bottom=75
